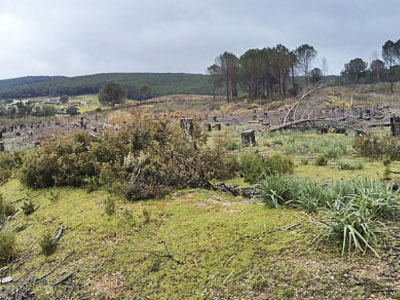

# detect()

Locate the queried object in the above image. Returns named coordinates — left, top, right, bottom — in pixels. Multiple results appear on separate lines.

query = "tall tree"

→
left=207, top=64, right=222, bottom=100
left=98, top=83, right=127, bottom=107
left=215, top=52, right=239, bottom=102
left=139, top=84, right=151, bottom=100
left=240, top=49, right=263, bottom=100
left=289, top=51, right=299, bottom=95
left=271, top=44, right=292, bottom=96
left=370, top=59, right=385, bottom=83
left=382, top=40, right=400, bottom=93
left=343, top=58, right=368, bottom=83
left=295, top=44, right=317, bottom=85
left=310, top=68, right=323, bottom=84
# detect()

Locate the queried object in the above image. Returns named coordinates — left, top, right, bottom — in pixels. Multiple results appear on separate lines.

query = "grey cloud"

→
left=0, top=0, right=398, bottom=78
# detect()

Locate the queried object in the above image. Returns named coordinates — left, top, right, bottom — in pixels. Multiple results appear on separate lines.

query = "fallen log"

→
left=53, top=224, right=64, bottom=244
left=267, top=118, right=317, bottom=132
left=368, top=122, right=391, bottom=128
left=212, top=183, right=259, bottom=198
left=267, top=117, right=347, bottom=132
left=53, top=273, right=74, bottom=287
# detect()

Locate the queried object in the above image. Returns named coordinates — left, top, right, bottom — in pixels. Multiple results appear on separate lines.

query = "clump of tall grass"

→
left=320, top=197, right=380, bottom=257
left=311, top=135, right=353, bottom=158
left=258, top=176, right=400, bottom=256
left=239, top=153, right=294, bottom=184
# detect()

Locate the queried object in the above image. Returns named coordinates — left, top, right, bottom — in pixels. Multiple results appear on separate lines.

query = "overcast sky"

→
left=0, top=0, right=398, bottom=79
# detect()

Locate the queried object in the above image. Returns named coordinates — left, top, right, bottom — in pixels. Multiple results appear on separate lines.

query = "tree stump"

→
left=390, top=116, right=400, bottom=136
left=241, top=130, right=256, bottom=147
left=180, top=118, right=194, bottom=137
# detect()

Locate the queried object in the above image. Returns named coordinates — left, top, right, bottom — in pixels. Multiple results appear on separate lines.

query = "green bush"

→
left=20, top=116, right=234, bottom=198
left=0, top=231, right=16, bottom=262
left=0, top=151, right=23, bottom=184
left=40, top=233, right=56, bottom=256
left=225, top=141, right=240, bottom=151
left=0, top=193, right=15, bottom=217
left=315, top=155, right=328, bottom=166
left=239, top=153, right=294, bottom=184
left=21, top=199, right=36, bottom=216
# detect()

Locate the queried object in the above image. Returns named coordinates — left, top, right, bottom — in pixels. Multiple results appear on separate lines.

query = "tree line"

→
left=340, top=39, right=400, bottom=92
left=209, top=39, right=400, bottom=101
left=208, top=44, right=320, bottom=101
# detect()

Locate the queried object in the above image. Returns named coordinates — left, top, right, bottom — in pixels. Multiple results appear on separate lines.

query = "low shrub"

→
left=300, top=158, right=309, bottom=165
left=354, top=134, right=400, bottom=160
left=21, top=199, right=36, bottom=216
left=0, top=151, right=23, bottom=184
left=0, top=231, right=16, bottom=262
left=315, top=155, right=328, bottom=166
left=40, top=233, right=56, bottom=256
left=0, top=193, right=15, bottom=218
left=20, top=116, right=235, bottom=201
left=225, top=141, right=240, bottom=151
left=337, top=161, right=364, bottom=170
left=383, top=155, right=392, bottom=166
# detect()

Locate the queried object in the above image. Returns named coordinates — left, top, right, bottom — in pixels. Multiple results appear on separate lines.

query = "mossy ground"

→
left=1, top=178, right=399, bottom=299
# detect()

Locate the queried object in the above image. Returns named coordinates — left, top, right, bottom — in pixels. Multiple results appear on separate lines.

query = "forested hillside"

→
left=0, top=73, right=213, bottom=100
left=0, top=76, right=65, bottom=93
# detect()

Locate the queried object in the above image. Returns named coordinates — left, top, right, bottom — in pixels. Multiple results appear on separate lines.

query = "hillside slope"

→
left=0, top=73, right=213, bottom=100
left=0, top=76, right=65, bottom=93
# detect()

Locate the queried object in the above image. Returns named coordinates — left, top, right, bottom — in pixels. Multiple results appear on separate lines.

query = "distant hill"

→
left=0, top=76, right=66, bottom=93
left=0, top=73, right=213, bottom=100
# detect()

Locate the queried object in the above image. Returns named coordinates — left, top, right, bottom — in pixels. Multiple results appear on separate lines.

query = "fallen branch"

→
left=369, top=122, right=391, bottom=128
left=53, top=224, right=64, bottom=244
left=283, top=86, right=319, bottom=124
left=131, top=242, right=184, bottom=265
left=267, top=116, right=347, bottom=132
left=212, top=183, right=259, bottom=198
left=268, top=118, right=321, bottom=132
left=35, top=251, right=75, bottom=283
left=53, top=273, right=74, bottom=286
